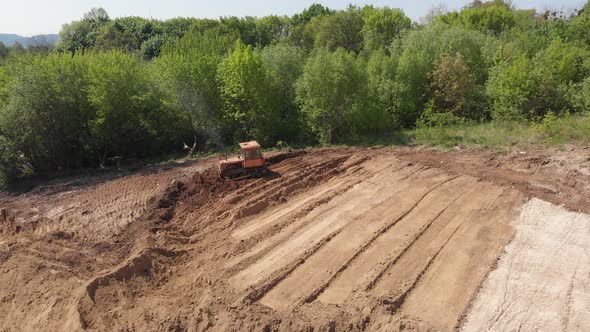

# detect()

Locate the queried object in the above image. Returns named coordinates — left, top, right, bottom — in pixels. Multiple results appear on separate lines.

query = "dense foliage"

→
left=1, top=1, right=590, bottom=184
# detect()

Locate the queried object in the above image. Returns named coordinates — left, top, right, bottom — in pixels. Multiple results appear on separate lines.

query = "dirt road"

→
left=1, top=146, right=589, bottom=331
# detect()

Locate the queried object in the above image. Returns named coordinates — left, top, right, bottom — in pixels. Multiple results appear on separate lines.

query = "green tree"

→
left=217, top=41, right=274, bottom=142
left=460, top=1, right=515, bottom=35
left=394, top=23, right=488, bottom=126
left=58, top=20, right=95, bottom=54
left=0, top=54, right=92, bottom=175
left=289, top=4, right=333, bottom=49
left=58, top=8, right=111, bottom=54
left=0, top=42, right=9, bottom=59
left=84, top=7, right=110, bottom=22
left=362, top=6, right=411, bottom=52
left=94, top=22, right=140, bottom=52
left=487, top=54, right=545, bottom=120
left=259, top=44, right=305, bottom=141
left=313, top=6, right=365, bottom=53
left=296, top=48, right=364, bottom=143
left=364, top=49, right=399, bottom=129
left=158, top=30, right=230, bottom=151
left=87, top=51, right=169, bottom=166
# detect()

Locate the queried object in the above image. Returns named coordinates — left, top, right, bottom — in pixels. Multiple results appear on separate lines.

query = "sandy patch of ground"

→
left=461, top=198, right=590, bottom=332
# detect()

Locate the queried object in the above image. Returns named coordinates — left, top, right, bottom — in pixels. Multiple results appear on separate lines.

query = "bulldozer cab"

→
left=239, top=141, right=265, bottom=168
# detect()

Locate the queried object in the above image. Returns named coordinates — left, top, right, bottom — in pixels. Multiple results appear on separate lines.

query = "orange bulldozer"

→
left=218, top=141, right=269, bottom=180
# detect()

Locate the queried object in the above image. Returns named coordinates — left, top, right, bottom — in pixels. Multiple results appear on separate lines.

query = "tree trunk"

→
left=99, top=148, right=108, bottom=168
left=327, top=127, right=334, bottom=144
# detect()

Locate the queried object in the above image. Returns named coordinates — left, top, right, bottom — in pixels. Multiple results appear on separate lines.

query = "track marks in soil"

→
left=318, top=176, right=482, bottom=306
left=228, top=161, right=434, bottom=293
left=231, top=178, right=349, bottom=241
left=76, top=248, right=186, bottom=330
left=227, top=153, right=527, bottom=331
left=259, top=174, right=466, bottom=311
left=399, top=188, right=523, bottom=331
left=368, top=182, right=503, bottom=308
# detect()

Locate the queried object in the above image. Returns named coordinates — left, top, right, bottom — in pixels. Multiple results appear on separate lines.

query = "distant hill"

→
left=0, top=33, right=59, bottom=47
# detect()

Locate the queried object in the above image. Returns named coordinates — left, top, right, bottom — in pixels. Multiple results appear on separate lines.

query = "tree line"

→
left=1, top=1, right=590, bottom=184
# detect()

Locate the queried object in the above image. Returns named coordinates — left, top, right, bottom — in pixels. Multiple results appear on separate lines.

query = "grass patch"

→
left=413, top=113, right=590, bottom=149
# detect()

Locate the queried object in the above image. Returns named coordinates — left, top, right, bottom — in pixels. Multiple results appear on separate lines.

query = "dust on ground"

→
left=0, top=145, right=589, bottom=331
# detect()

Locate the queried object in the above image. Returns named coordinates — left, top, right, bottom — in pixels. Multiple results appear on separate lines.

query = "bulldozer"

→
left=218, top=141, right=269, bottom=180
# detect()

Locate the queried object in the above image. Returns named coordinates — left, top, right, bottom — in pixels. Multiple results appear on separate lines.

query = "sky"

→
left=0, top=0, right=586, bottom=36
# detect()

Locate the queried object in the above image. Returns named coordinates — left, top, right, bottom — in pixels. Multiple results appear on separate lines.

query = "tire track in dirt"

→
left=231, top=178, right=350, bottom=240
left=226, top=161, right=413, bottom=271
left=397, top=188, right=523, bottom=331
left=225, top=180, right=359, bottom=272
left=317, top=176, right=484, bottom=306
left=367, top=182, right=504, bottom=314
left=228, top=161, right=430, bottom=292
left=257, top=173, right=460, bottom=311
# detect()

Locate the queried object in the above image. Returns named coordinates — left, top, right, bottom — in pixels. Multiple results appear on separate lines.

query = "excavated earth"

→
left=1, top=146, right=590, bottom=331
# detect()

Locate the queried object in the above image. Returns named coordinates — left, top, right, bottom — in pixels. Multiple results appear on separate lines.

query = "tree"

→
left=219, top=16, right=259, bottom=46
left=362, top=6, right=411, bottom=52
left=259, top=44, right=305, bottom=141
left=58, top=8, right=111, bottom=54
left=487, top=54, right=547, bottom=120
left=84, top=8, right=110, bottom=22
left=58, top=20, right=96, bottom=54
left=394, top=23, right=488, bottom=126
left=0, top=42, right=8, bottom=59
left=313, top=6, right=365, bottom=53
left=428, top=52, right=485, bottom=119
left=436, top=1, right=515, bottom=35
left=157, top=30, right=231, bottom=151
left=364, top=49, right=399, bottom=129
left=94, top=22, right=140, bottom=52
left=296, top=48, right=364, bottom=143
left=10, top=42, right=26, bottom=55
left=254, top=16, right=290, bottom=46
left=87, top=51, right=167, bottom=166
left=460, top=0, right=515, bottom=35
left=289, top=3, right=333, bottom=49
left=0, top=54, right=92, bottom=175
left=217, top=41, right=274, bottom=142
left=541, top=38, right=589, bottom=83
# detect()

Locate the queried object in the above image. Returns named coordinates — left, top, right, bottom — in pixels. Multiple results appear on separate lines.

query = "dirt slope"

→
left=1, top=146, right=589, bottom=331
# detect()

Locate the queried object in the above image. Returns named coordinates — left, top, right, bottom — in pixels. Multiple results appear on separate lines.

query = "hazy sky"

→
left=0, top=0, right=586, bottom=36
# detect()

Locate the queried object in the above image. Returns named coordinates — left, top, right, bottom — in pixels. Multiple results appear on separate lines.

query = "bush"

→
left=487, top=54, right=540, bottom=120
left=417, top=99, right=467, bottom=128
left=0, top=136, right=30, bottom=185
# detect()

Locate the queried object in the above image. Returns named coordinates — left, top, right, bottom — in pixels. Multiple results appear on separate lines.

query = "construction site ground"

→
left=1, top=145, right=589, bottom=331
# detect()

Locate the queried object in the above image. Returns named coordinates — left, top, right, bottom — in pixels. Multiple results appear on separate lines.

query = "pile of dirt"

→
left=0, top=146, right=589, bottom=331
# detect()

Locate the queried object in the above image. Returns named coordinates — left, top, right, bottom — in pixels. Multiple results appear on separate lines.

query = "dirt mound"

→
left=1, top=146, right=589, bottom=331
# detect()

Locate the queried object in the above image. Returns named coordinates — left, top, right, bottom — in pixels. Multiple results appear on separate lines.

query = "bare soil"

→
left=1, top=145, right=589, bottom=331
